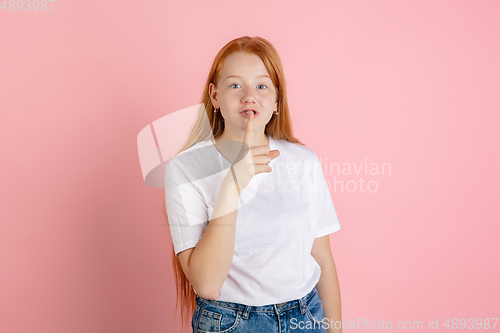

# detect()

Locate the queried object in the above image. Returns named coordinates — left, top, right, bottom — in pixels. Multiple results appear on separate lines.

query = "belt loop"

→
left=242, top=305, right=251, bottom=319
left=273, top=304, right=280, bottom=317
left=298, top=297, right=306, bottom=314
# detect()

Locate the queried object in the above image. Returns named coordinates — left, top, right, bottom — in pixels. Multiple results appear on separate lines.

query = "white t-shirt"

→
left=164, top=135, right=341, bottom=306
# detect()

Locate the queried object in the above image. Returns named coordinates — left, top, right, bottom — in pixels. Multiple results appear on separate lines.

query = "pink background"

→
left=1, top=1, right=499, bottom=332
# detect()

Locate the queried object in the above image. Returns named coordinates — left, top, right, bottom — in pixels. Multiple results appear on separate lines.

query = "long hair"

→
left=162, top=36, right=304, bottom=332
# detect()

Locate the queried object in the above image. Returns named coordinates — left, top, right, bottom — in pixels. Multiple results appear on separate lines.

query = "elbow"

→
left=193, top=284, right=220, bottom=300
left=202, top=291, right=220, bottom=301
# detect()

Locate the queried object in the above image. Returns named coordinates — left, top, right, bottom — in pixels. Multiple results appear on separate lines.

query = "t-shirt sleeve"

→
left=311, top=152, right=341, bottom=238
left=164, top=158, right=209, bottom=256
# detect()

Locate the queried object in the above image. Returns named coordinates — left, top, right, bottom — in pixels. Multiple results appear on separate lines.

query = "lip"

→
left=240, top=109, right=259, bottom=117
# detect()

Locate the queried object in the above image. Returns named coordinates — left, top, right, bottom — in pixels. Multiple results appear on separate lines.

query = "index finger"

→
left=243, top=109, right=254, bottom=147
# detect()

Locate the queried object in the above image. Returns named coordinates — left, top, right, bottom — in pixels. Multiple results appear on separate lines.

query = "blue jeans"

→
left=192, top=286, right=328, bottom=332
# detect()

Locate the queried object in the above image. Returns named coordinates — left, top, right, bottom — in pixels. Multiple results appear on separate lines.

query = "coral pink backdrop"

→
left=1, top=1, right=499, bottom=332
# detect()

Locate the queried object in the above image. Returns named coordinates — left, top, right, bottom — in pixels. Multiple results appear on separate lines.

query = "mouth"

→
left=240, top=109, right=259, bottom=117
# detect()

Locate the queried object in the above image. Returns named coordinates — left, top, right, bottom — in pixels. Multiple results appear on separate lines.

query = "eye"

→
left=230, top=84, right=241, bottom=89
left=257, top=84, right=267, bottom=89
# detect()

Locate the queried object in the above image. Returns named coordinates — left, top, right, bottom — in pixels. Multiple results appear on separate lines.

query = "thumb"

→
left=269, top=150, right=280, bottom=160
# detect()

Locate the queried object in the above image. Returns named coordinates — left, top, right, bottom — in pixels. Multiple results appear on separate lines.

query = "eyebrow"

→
left=224, top=74, right=271, bottom=80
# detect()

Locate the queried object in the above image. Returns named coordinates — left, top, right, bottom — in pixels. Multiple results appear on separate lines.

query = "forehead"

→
left=220, top=52, right=270, bottom=79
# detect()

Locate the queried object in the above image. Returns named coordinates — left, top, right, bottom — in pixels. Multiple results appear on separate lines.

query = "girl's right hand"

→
left=230, top=110, right=280, bottom=191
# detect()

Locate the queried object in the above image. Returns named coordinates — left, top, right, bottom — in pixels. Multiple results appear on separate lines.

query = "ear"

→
left=274, top=101, right=278, bottom=112
left=209, top=82, right=218, bottom=108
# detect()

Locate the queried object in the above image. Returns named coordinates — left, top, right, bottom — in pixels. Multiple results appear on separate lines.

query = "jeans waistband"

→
left=195, top=286, right=317, bottom=317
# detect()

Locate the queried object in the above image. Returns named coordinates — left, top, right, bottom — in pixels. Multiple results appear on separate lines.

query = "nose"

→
left=242, top=87, right=256, bottom=104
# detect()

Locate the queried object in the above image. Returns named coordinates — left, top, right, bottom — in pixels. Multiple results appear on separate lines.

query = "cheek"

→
left=264, top=89, right=277, bottom=99
left=220, top=91, right=240, bottom=103
left=264, top=93, right=277, bottom=104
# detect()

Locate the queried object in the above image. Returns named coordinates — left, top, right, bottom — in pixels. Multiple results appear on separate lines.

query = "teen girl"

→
left=163, top=36, right=342, bottom=333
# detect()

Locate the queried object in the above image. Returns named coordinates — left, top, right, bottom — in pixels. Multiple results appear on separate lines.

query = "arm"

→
left=178, top=170, right=241, bottom=300
left=311, top=235, right=342, bottom=333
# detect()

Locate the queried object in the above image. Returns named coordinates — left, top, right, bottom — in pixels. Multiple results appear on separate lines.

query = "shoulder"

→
left=271, top=137, right=318, bottom=165
left=175, top=139, right=212, bottom=158
left=165, top=139, right=217, bottom=182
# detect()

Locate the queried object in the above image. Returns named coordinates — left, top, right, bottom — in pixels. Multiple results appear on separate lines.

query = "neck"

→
left=216, top=129, right=269, bottom=147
